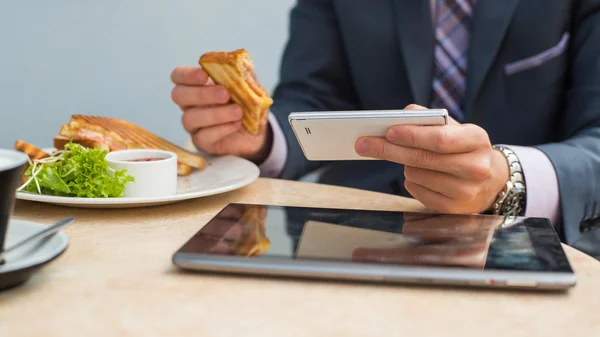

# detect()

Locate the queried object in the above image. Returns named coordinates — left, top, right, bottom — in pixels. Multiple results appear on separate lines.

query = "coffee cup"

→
left=0, top=149, right=29, bottom=255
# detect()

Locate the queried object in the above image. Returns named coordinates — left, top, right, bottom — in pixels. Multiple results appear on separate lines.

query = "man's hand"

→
left=355, top=104, right=509, bottom=214
left=170, top=66, right=272, bottom=163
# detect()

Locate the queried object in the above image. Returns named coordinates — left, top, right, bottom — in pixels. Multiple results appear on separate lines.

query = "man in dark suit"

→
left=170, top=0, right=600, bottom=257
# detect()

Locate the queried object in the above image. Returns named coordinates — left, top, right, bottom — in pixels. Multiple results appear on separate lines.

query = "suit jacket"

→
left=269, top=0, right=600, bottom=253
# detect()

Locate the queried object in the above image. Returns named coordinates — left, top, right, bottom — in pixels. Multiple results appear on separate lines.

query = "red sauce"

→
left=127, top=157, right=166, bottom=162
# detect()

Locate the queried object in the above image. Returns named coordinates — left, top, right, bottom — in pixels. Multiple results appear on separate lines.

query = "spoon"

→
left=0, top=217, right=75, bottom=261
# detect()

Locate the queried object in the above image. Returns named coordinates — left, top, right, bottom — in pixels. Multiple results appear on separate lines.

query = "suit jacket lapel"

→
left=464, top=0, right=520, bottom=118
left=393, top=0, right=435, bottom=106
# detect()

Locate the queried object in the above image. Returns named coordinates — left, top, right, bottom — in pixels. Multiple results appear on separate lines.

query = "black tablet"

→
left=172, top=203, right=575, bottom=290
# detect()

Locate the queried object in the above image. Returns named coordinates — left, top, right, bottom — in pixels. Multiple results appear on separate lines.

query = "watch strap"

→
left=490, top=146, right=527, bottom=216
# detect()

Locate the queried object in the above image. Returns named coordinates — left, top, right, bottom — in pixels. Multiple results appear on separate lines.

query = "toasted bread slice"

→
left=199, top=49, right=273, bottom=135
left=59, top=115, right=205, bottom=170
left=14, top=140, right=49, bottom=160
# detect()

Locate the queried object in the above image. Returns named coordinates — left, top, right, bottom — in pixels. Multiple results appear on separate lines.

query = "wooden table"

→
left=1, top=178, right=599, bottom=336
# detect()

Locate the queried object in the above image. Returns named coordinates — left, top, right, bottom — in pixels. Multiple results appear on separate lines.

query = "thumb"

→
left=404, top=104, right=460, bottom=125
left=404, top=104, right=428, bottom=110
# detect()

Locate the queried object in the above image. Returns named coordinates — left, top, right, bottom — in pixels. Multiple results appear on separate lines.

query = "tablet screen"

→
left=177, top=204, right=572, bottom=273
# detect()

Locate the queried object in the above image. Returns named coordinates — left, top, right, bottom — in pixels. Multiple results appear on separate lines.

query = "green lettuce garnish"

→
left=18, top=143, right=134, bottom=198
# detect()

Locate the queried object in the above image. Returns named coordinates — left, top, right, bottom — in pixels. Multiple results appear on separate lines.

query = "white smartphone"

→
left=288, top=109, right=449, bottom=161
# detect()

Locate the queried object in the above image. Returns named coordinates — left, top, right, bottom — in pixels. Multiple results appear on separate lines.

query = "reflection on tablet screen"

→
left=180, top=204, right=571, bottom=273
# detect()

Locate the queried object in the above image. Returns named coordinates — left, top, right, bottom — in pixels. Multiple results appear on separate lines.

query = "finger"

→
left=191, top=121, right=243, bottom=154
left=404, top=166, right=480, bottom=200
left=171, top=66, right=209, bottom=85
left=222, top=223, right=244, bottom=241
left=356, top=138, right=491, bottom=180
left=209, top=223, right=245, bottom=254
left=404, top=104, right=460, bottom=125
left=172, top=84, right=230, bottom=109
left=404, top=180, right=462, bottom=214
left=208, top=242, right=232, bottom=254
left=210, top=129, right=246, bottom=155
left=404, top=104, right=427, bottom=110
left=385, top=124, right=490, bottom=154
left=182, top=104, right=243, bottom=133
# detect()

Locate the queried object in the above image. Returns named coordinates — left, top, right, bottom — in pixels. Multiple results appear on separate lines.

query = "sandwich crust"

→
left=14, top=140, right=50, bottom=183
left=15, top=140, right=50, bottom=160
left=53, top=135, right=110, bottom=152
left=199, top=49, right=249, bottom=67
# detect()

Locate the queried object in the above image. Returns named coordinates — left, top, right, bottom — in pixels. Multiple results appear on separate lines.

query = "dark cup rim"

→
left=0, top=149, right=29, bottom=173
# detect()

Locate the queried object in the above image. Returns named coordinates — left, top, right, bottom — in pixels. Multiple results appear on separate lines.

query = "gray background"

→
left=0, top=0, right=294, bottom=149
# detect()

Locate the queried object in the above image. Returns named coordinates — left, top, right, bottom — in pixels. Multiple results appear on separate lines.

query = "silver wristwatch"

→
left=490, top=145, right=527, bottom=216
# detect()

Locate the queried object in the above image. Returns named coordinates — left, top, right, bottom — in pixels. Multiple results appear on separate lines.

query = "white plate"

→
left=15, top=154, right=260, bottom=208
left=0, top=219, right=69, bottom=290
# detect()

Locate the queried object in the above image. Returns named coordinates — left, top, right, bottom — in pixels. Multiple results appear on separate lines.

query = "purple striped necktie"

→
left=430, top=0, right=477, bottom=122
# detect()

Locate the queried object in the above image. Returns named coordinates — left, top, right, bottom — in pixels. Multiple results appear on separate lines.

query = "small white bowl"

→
left=105, top=149, right=178, bottom=198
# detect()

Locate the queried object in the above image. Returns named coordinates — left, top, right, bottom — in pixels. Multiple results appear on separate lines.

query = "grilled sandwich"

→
left=199, top=49, right=273, bottom=135
left=55, top=115, right=206, bottom=175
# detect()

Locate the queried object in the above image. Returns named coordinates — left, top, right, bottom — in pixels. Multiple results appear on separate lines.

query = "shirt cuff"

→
left=258, top=112, right=288, bottom=178
left=502, top=145, right=560, bottom=225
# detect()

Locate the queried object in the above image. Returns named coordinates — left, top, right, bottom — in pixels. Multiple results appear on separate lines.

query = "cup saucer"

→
left=0, top=219, right=69, bottom=291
